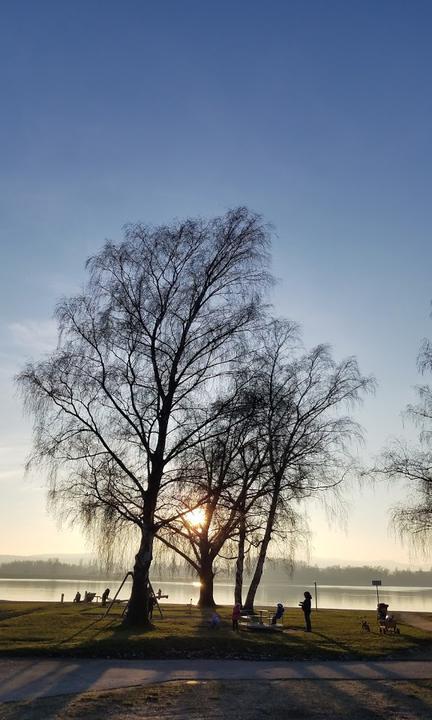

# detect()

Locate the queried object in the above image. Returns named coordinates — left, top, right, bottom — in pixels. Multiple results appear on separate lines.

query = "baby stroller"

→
left=377, top=602, right=400, bottom=634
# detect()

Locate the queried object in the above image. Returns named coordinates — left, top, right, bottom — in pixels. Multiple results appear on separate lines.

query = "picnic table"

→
left=239, top=609, right=284, bottom=632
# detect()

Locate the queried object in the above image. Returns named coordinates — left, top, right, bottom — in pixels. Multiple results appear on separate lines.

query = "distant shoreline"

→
left=2, top=576, right=432, bottom=590
left=2, top=557, right=432, bottom=587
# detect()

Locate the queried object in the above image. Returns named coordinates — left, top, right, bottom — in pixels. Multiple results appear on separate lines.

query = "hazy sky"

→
left=1, top=1, right=432, bottom=567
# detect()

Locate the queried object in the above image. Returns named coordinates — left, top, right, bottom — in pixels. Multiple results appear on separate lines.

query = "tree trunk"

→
left=234, top=512, right=246, bottom=606
left=243, top=486, right=279, bottom=612
left=125, top=452, right=165, bottom=626
left=198, top=558, right=216, bottom=608
left=124, top=526, right=154, bottom=626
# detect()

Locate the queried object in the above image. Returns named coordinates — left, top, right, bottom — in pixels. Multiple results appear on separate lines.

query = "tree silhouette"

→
left=379, top=335, right=432, bottom=551
left=17, top=207, right=271, bottom=625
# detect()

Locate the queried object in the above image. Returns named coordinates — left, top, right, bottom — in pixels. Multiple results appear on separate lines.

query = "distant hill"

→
left=304, top=555, right=430, bottom=571
left=2, top=553, right=428, bottom=571
left=0, top=558, right=123, bottom=580
left=1, top=557, right=432, bottom=585
left=261, top=560, right=432, bottom=587
left=0, top=553, right=95, bottom=565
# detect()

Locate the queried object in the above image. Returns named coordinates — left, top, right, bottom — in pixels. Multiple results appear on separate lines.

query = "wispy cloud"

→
left=8, top=319, right=58, bottom=356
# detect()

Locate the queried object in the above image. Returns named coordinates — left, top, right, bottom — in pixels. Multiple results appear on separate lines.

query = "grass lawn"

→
left=0, top=601, right=430, bottom=660
left=4, top=680, right=432, bottom=720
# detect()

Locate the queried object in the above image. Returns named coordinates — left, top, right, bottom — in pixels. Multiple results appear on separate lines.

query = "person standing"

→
left=271, top=602, right=284, bottom=625
left=300, top=591, right=312, bottom=632
left=149, top=594, right=157, bottom=619
left=232, top=602, right=241, bottom=631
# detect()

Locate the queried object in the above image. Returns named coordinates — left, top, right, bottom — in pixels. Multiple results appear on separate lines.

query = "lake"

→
left=0, top=578, right=431, bottom=612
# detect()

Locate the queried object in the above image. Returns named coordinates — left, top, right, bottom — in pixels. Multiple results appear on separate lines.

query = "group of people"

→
left=70, top=586, right=313, bottom=630
left=228, top=590, right=313, bottom=632
left=72, top=586, right=167, bottom=613
left=72, top=588, right=110, bottom=605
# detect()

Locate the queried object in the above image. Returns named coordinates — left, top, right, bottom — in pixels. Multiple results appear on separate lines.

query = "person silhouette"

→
left=271, top=602, right=284, bottom=625
left=299, top=591, right=312, bottom=631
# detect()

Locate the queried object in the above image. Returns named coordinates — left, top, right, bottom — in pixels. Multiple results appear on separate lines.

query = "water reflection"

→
left=0, top=578, right=431, bottom=611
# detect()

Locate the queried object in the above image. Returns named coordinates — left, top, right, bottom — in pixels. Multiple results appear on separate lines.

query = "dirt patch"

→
left=3, top=679, right=432, bottom=719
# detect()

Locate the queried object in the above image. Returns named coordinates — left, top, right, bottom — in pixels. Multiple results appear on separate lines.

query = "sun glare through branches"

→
left=185, top=508, right=206, bottom=529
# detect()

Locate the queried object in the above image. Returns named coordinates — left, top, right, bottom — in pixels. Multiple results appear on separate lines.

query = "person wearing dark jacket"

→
left=271, top=602, right=284, bottom=625
left=299, top=591, right=312, bottom=632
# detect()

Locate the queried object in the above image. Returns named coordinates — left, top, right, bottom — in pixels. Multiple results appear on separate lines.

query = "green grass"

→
left=0, top=602, right=429, bottom=661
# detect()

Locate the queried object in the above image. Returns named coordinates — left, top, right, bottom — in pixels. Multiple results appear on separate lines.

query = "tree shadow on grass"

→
left=310, top=626, right=432, bottom=662
left=309, top=630, right=357, bottom=657
left=5, top=678, right=432, bottom=719
left=58, top=614, right=124, bottom=648
left=384, top=633, right=432, bottom=660
left=266, top=679, right=432, bottom=720
left=83, top=611, right=354, bottom=661
left=0, top=606, right=46, bottom=624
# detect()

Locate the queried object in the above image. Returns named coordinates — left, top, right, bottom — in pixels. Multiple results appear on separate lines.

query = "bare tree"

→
left=378, top=336, right=432, bottom=551
left=231, top=431, right=269, bottom=606
left=240, top=320, right=374, bottom=611
left=155, top=392, right=268, bottom=607
left=17, top=207, right=271, bottom=625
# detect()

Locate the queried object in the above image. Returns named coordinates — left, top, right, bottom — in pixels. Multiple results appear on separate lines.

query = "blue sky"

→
left=1, top=1, right=432, bottom=565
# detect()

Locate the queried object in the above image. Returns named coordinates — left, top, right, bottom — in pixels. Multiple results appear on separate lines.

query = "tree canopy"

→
left=18, top=207, right=271, bottom=624
left=18, top=206, right=372, bottom=621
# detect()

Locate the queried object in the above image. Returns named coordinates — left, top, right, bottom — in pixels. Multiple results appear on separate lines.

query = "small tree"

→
left=17, top=207, right=271, bottom=625
left=379, top=336, right=432, bottom=550
left=240, top=320, right=374, bottom=611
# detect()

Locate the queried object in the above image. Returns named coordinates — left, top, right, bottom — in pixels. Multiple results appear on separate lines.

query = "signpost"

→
left=372, top=579, right=382, bottom=604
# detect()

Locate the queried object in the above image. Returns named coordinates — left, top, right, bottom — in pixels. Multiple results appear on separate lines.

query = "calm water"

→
left=0, top=578, right=431, bottom=611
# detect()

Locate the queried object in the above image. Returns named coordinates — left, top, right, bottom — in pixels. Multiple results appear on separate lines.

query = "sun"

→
left=185, top=507, right=206, bottom=528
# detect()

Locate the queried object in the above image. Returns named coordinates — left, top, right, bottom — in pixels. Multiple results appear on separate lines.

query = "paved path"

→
left=2, top=658, right=432, bottom=702
left=398, top=611, right=432, bottom=633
